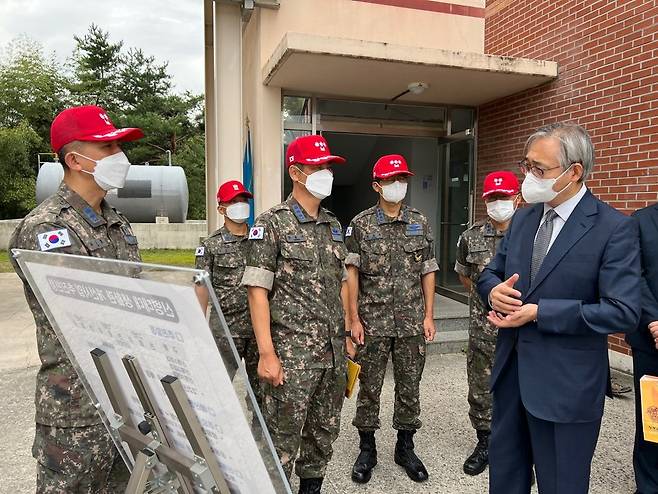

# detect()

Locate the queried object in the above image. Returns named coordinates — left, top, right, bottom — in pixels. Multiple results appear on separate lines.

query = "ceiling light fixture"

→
left=390, top=82, right=430, bottom=101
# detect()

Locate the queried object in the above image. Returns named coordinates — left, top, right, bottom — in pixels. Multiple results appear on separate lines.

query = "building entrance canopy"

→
left=264, top=33, right=558, bottom=106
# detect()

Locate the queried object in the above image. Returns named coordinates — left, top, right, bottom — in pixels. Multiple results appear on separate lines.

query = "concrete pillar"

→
left=243, top=9, right=283, bottom=216
left=208, top=1, right=244, bottom=232
left=203, top=0, right=218, bottom=234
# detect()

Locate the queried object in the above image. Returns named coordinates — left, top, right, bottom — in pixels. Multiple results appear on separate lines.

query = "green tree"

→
left=0, top=35, right=68, bottom=139
left=0, top=122, right=42, bottom=219
left=0, top=26, right=208, bottom=221
left=70, top=24, right=122, bottom=110
left=174, top=134, right=206, bottom=220
left=118, top=48, right=171, bottom=108
left=70, top=25, right=207, bottom=219
left=118, top=92, right=204, bottom=163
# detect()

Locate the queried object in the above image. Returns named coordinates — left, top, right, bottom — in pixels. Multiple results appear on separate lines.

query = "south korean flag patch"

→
left=195, top=246, right=205, bottom=257
left=37, top=229, right=72, bottom=252
left=249, top=226, right=265, bottom=240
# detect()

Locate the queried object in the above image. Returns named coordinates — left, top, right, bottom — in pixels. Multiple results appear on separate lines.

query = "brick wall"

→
left=478, top=0, right=658, bottom=355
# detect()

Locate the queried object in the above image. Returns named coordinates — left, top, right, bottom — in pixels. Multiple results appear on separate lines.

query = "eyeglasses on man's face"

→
left=518, top=159, right=563, bottom=178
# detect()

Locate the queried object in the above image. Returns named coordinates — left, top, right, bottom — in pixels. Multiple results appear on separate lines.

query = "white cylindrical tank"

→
left=36, top=163, right=189, bottom=223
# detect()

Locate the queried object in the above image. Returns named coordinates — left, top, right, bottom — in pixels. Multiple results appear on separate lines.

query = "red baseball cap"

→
left=482, top=171, right=520, bottom=198
left=372, top=154, right=414, bottom=179
left=217, top=180, right=253, bottom=203
left=51, top=105, right=144, bottom=153
left=285, top=135, right=345, bottom=167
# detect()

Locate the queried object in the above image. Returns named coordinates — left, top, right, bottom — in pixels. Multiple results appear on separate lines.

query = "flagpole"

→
left=243, top=117, right=255, bottom=226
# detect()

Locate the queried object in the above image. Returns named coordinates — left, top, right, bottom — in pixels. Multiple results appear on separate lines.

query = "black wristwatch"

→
left=344, top=330, right=352, bottom=338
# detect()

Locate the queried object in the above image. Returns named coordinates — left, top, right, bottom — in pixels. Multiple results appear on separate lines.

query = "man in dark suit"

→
left=477, top=122, right=641, bottom=494
left=629, top=204, right=658, bottom=494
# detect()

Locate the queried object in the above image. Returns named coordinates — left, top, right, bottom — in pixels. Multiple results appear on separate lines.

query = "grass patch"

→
left=0, top=251, right=11, bottom=273
left=0, top=249, right=196, bottom=273
left=140, top=249, right=196, bottom=268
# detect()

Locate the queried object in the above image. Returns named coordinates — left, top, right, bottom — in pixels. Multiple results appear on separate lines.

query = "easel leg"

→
left=125, top=449, right=156, bottom=494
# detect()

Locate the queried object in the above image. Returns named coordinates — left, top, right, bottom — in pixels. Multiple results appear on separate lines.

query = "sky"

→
left=0, top=0, right=205, bottom=95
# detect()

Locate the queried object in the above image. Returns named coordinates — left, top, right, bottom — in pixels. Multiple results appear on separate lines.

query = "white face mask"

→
left=521, top=165, right=573, bottom=204
left=295, top=167, right=334, bottom=200
left=379, top=181, right=407, bottom=204
left=486, top=199, right=517, bottom=223
left=73, top=151, right=132, bottom=191
left=224, top=202, right=250, bottom=223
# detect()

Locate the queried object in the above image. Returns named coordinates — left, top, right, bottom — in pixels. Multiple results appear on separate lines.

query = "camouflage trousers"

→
left=216, top=335, right=262, bottom=412
left=262, top=367, right=346, bottom=480
left=353, top=335, right=426, bottom=432
left=466, top=336, right=496, bottom=431
left=33, top=422, right=129, bottom=493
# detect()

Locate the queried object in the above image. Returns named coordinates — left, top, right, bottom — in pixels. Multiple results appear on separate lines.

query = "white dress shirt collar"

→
left=543, top=183, right=588, bottom=222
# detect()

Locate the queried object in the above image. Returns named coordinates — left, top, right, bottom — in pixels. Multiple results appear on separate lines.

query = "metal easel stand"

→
left=91, top=348, right=232, bottom=494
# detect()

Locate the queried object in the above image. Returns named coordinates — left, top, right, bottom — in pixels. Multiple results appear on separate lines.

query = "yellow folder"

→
left=641, top=374, right=658, bottom=443
left=345, top=357, right=361, bottom=399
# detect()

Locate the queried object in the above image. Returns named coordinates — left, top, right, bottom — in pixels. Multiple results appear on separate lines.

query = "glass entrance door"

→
left=437, top=137, right=474, bottom=301
left=281, top=95, right=476, bottom=302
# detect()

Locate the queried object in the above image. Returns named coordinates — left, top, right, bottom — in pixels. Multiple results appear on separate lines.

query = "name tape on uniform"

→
left=38, top=229, right=72, bottom=252
left=249, top=226, right=264, bottom=240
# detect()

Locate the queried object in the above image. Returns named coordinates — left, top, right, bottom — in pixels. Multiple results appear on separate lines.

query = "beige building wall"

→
left=216, top=0, right=486, bottom=215
left=243, top=9, right=284, bottom=216
left=258, top=0, right=485, bottom=69
left=206, top=2, right=244, bottom=232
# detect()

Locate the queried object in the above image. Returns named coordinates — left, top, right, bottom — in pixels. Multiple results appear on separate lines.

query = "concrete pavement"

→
left=0, top=272, right=638, bottom=493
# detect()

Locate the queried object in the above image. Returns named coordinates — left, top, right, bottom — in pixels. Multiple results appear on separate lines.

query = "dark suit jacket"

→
left=628, top=204, right=658, bottom=355
left=477, top=190, right=640, bottom=424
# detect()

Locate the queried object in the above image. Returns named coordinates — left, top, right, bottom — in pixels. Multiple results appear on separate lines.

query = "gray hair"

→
left=524, top=122, right=594, bottom=182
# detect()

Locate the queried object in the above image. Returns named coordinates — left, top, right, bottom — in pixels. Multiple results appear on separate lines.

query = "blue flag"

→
left=242, top=126, right=255, bottom=226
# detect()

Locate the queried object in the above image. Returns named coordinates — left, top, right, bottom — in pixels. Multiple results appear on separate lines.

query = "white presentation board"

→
left=14, top=249, right=290, bottom=494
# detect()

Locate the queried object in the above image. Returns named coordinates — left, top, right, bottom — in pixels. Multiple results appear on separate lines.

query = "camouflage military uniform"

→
left=454, top=219, right=504, bottom=432
left=9, top=182, right=140, bottom=493
left=195, top=226, right=260, bottom=409
left=241, top=197, right=348, bottom=480
left=345, top=205, right=439, bottom=432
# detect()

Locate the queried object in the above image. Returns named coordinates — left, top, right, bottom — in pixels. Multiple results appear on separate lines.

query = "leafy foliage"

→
left=0, top=25, right=206, bottom=220
left=0, top=123, right=42, bottom=219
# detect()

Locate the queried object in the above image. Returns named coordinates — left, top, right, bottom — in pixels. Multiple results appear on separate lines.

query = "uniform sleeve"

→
left=9, top=221, right=86, bottom=281
left=421, top=224, right=440, bottom=275
left=454, top=232, right=471, bottom=277
left=344, top=220, right=361, bottom=268
left=241, top=216, right=278, bottom=291
left=195, top=239, right=213, bottom=278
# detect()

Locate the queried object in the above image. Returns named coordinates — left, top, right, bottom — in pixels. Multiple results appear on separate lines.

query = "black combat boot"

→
left=351, top=430, right=377, bottom=483
left=394, top=429, right=429, bottom=482
left=298, top=477, right=323, bottom=494
left=463, top=429, right=490, bottom=476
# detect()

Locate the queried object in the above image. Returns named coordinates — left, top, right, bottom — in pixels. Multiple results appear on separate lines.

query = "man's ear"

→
left=289, top=165, right=299, bottom=182
left=372, top=181, right=380, bottom=193
left=572, top=162, right=585, bottom=182
left=63, top=152, right=82, bottom=172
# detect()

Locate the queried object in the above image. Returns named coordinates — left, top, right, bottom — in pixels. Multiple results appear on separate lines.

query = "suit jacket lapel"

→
left=526, top=191, right=597, bottom=299
left=518, top=204, right=543, bottom=299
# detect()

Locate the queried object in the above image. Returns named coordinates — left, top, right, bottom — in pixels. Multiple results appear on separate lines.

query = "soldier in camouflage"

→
left=454, top=170, right=521, bottom=476
left=346, top=154, right=439, bottom=484
left=9, top=105, right=144, bottom=493
left=195, top=180, right=261, bottom=411
left=241, top=135, right=354, bottom=494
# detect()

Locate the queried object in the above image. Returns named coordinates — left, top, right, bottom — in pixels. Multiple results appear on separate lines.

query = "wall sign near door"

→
left=422, top=175, right=433, bottom=191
